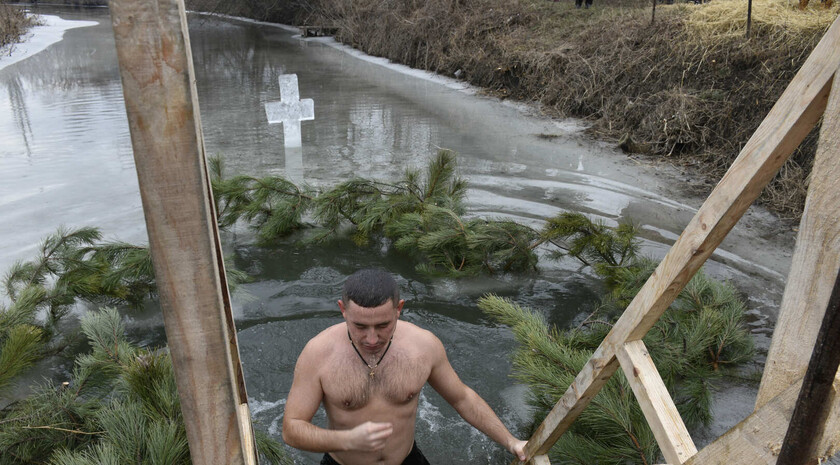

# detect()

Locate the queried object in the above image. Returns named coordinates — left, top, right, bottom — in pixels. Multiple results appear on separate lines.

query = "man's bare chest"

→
left=321, top=350, right=430, bottom=410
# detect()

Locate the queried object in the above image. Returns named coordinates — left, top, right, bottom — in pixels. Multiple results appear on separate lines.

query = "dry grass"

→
left=0, top=3, right=38, bottom=52
left=319, top=0, right=837, bottom=218
left=686, top=0, right=839, bottom=40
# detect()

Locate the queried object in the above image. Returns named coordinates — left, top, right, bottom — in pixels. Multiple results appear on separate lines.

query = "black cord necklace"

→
left=347, top=330, right=393, bottom=380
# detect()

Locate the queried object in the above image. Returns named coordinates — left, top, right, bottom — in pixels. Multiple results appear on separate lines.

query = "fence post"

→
left=108, top=0, right=256, bottom=463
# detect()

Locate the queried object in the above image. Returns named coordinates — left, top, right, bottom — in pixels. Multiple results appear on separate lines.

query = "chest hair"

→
left=324, top=349, right=429, bottom=410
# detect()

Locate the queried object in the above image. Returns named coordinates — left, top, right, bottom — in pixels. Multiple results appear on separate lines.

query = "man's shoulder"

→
left=397, top=321, right=444, bottom=352
left=300, top=323, right=345, bottom=356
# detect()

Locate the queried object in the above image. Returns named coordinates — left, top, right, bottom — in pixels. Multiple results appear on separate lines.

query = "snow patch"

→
left=0, top=14, right=98, bottom=71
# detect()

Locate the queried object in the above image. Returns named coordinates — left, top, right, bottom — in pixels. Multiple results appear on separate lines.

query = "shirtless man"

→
left=282, top=269, right=528, bottom=465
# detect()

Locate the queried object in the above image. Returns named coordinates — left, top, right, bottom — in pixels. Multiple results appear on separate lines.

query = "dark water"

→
left=0, top=6, right=791, bottom=463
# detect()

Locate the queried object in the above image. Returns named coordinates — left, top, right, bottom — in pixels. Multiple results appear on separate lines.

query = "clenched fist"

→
left=345, top=421, right=393, bottom=451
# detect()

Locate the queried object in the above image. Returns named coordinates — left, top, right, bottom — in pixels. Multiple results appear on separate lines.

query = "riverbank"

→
left=0, top=3, right=38, bottom=53
left=190, top=0, right=839, bottom=220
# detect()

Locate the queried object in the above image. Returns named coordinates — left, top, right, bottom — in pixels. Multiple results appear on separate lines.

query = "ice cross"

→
left=264, top=74, right=314, bottom=147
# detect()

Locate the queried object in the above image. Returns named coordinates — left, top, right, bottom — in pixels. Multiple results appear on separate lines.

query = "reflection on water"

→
left=0, top=6, right=788, bottom=464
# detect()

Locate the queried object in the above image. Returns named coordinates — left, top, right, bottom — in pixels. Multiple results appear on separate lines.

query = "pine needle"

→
left=0, top=324, right=43, bottom=393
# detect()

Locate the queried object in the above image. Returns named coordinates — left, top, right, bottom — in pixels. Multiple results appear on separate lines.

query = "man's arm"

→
left=282, top=338, right=393, bottom=453
left=426, top=334, right=528, bottom=461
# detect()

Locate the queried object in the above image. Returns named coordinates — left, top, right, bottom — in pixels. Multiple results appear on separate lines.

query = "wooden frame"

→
left=521, top=14, right=840, bottom=465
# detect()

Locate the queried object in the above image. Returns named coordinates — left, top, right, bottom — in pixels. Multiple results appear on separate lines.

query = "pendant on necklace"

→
left=349, top=330, right=393, bottom=382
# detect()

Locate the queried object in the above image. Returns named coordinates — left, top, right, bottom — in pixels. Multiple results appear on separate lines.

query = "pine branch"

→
left=481, top=260, right=754, bottom=465
left=0, top=324, right=43, bottom=394
left=0, top=308, right=291, bottom=465
left=23, top=226, right=103, bottom=292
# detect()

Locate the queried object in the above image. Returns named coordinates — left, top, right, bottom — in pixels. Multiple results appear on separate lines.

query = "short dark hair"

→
left=342, top=269, right=400, bottom=308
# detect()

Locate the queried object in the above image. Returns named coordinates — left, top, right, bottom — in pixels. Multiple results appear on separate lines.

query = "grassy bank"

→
left=192, top=0, right=839, bottom=219
left=0, top=3, right=38, bottom=51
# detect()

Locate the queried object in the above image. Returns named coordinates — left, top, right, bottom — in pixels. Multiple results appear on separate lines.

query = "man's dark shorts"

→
left=320, top=442, right=430, bottom=465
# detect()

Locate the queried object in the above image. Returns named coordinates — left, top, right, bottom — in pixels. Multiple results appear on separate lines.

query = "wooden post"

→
left=756, top=65, right=840, bottom=407
left=108, top=0, right=256, bottom=463
left=755, top=60, right=840, bottom=460
left=747, top=0, right=753, bottom=38
left=776, top=268, right=840, bottom=465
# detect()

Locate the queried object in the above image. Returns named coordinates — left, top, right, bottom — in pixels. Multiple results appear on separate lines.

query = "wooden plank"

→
left=617, top=341, right=697, bottom=464
left=529, top=455, right=551, bottom=465
left=108, top=1, right=252, bottom=463
left=757, top=63, right=840, bottom=410
left=687, top=382, right=800, bottom=465
left=777, top=268, right=840, bottom=465
left=239, top=403, right=257, bottom=465
left=515, top=16, right=840, bottom=463
left=204, top=135, right=254, bottom=433
left=685, top=380, right=805, bottom=465
left=821, top=392, right=840, bottom=462
left=515, top=17, right=840, bottom=464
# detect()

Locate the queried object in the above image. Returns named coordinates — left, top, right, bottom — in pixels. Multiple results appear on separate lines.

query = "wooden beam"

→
left=685, top=380, right=803, bottom=465
left=108, top=0, right=253, bottom=463
left=617, top=341, right=697, bottom=465
left=239, top=403, right=258, bottom=465
left=529, top=455, right=551, bottom=465
left=756, top=56, right=840, bottom=463
left=757, top=63, right=840, bottom=410
left=514, top=16, right=840, bottom=464
left=685, top=375, right=839, bottom=465
left=777, top=268, right=840, bottom=465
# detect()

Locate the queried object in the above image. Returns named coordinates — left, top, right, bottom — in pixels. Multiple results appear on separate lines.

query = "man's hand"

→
left=345, top=421, right=393, bottom=451
left=508, top=439, right=528, bottom=462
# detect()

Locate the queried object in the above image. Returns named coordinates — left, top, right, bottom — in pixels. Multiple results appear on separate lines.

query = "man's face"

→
left=339, top=298, right=404, bottom=356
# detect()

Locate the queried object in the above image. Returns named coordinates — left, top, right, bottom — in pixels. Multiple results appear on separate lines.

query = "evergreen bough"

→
left=212, top=150, right=638, bottom=276
left=0, top=228, right=267, bottom=464
left=480, top=252, right=754, bottom=464
left=0, top=226, right=246, bottom=397
left=0, top=308, right=291, bottom=465
left=0, top=227, right=156, bottom=395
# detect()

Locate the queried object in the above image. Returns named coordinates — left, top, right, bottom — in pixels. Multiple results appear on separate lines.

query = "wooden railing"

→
left=516, top=15, right=840, bottom=465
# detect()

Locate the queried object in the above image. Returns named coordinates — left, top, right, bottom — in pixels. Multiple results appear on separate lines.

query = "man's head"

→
left=338, top=269, right=404, bottom=355
left=341, top=268, right=400, bottom=308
